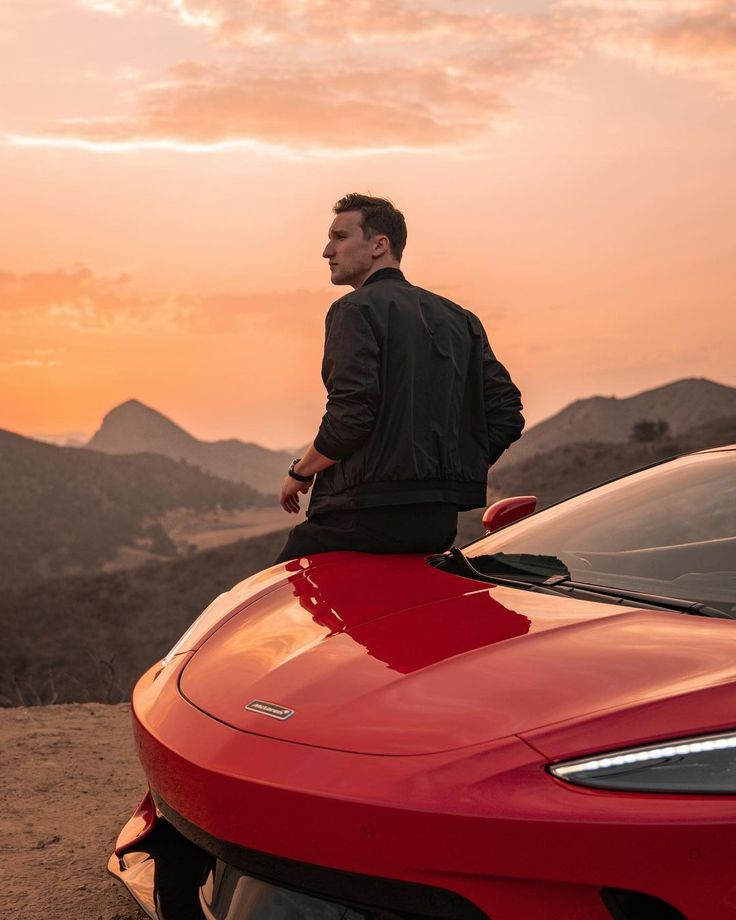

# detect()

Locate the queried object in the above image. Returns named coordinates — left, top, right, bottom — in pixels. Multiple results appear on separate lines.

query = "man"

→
left=274, top=193, right=524, bottom=563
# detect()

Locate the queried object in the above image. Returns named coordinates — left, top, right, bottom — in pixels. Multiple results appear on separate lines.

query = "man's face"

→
left=322, top=211, right=379, bottom=288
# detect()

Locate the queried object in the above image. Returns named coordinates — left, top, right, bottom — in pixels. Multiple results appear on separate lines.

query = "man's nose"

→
left=322, top=241, right=334, bottom=259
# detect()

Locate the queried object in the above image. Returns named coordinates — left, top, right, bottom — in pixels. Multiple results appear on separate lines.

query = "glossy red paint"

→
left=180, top=561, right=736, bottom=756
left=123, top=548, right=736, bottom=919
left=481, top=495, right=537, bottom=533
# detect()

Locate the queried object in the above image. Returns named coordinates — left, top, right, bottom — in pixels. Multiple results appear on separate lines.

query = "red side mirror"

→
left=482, top=496, right=537, bottom=534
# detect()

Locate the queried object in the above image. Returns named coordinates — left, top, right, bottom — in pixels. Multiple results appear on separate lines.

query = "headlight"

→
left=550, top=730, right=736, bottom=793
left=161, top=592, right=231, bottom=667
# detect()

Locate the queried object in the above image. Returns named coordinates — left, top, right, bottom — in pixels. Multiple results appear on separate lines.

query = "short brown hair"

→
left=333, top=193, right=407, bottom=261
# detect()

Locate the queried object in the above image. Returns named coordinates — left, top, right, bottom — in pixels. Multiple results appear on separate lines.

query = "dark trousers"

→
left=274, top=502, right=458, bottom=564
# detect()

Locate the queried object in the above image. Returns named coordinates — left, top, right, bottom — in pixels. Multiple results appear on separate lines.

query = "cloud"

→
left=28, top=0, right=733, bottom=155
left=564, top=0, right=736, bottom=94
left=45, top=64, right=508, bottom=149
left=648, top=2, right=736, bottom=79
left=0, top=358, right=63, bottom=368
left=79, top=0, right=140, bottom=15
left=80, top=0, right=578, bottom=49
left=174, top=288, right=332, bottom=334
left=0, top=266, right=329, bottom=334
left=82, top=66, right=145, bottom=82
left=42, top=3, right=583, bottom=152
left=0, top=266, right=148, bottom=327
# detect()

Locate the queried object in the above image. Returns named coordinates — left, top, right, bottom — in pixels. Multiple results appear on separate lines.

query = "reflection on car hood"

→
left=180, top=553, right=736, bottom=756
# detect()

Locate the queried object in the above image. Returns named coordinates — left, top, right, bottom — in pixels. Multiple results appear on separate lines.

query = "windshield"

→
left=464, top=451, right=736, bottom=618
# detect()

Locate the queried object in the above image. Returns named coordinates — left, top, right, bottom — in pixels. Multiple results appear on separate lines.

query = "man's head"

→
left=323, top=193, right=407, bottom=288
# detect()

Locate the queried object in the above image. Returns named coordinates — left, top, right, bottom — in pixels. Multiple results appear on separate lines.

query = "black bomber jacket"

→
left=310, top=268, right=524, bottom=515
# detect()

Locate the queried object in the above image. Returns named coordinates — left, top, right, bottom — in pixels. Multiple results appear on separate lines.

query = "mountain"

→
left=500, top=378, right=736, bottom=466
left=0, top=429, right=272, bottom=585
left=88, top=399, right=293, bottom=493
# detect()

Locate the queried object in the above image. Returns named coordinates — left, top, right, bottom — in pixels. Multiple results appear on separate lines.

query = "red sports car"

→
left=110, top=445, right=736, bottom=920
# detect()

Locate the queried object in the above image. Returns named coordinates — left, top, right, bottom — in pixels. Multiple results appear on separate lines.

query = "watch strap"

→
left=288, top=459, right=313, bottom=483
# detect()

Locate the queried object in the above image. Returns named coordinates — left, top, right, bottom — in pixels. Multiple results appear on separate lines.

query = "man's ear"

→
left=372, top=234, right=390, bottom=257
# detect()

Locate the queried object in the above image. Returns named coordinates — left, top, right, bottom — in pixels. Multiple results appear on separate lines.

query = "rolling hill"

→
left=0, top=429, right=273, bottom=585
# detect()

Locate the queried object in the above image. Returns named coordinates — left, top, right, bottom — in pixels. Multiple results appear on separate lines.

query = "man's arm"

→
left=313, top=300, right=381, bottom=460
left=482, top=328, right=525, bottom=465
left=280, top=301, right=381, bottom=513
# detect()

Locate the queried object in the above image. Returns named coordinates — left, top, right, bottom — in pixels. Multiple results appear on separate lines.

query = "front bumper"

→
left=109, top=794, right=486, bottom=919
left=114, top=655, right=736, bottom=920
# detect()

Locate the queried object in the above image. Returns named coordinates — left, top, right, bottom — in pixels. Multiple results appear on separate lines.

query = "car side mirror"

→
left=482, top=496, right=537, bottom=534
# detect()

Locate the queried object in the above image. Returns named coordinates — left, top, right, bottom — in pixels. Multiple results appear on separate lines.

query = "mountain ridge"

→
left=88, top=400, right=293, bottom=493
left=499, top=377, right=736, bottom=466
left=86, top=378, right=736, bottom=481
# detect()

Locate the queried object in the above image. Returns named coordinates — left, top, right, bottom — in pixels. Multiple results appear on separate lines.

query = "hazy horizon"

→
left=12, top=374, right=731, bottom=452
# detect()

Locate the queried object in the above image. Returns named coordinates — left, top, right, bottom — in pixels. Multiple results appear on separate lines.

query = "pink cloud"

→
left=31, top=0, right=732, bottom=153
left=96, top=1, right=578, bottom=50
left=57, top=63, right=508, bottom=147
left=0, top=265, right=328, bottom=334
left=652, top=4, right=736, bottom=57
left=39, top=6, right=582, bottom=149
left=566, top=0, right=736, bottom=93
left=0, top=266, right=145, bottom=325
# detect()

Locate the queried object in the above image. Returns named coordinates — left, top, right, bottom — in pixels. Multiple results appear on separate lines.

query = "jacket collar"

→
left=361, top=267, right=407, bottom=288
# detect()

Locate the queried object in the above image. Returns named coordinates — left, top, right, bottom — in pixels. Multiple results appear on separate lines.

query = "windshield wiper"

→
left=448, top=550, right=570, bottom=581
left=432, top=548, right=568, bottom=589
left=540, top=575, right=736, bottom=620
left=432, top=550, right=736, bottom=620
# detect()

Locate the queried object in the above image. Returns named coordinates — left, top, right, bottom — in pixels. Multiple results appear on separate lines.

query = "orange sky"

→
left=1, top=0, right=734, bottom=448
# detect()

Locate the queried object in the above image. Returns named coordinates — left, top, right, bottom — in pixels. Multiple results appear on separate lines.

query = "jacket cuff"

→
left=313, top=430, right=345, bottom=462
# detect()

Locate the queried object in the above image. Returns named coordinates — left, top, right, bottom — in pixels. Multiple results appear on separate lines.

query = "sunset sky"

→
left=1, top=0, right=734, bottom=448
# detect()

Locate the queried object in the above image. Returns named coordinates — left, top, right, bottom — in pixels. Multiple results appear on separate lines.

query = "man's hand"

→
left=278, top=443, right=338, bottom=514
left=280, top=475, right=311, bottom=514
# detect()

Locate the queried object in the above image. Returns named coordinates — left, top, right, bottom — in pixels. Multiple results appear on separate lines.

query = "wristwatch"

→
left=288, top=458, right=314, bottom=483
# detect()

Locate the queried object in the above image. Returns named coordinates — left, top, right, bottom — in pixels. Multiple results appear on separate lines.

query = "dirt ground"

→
left=1, top=704, right=149, bottom=920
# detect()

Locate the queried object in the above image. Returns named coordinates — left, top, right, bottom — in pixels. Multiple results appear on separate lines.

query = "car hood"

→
left=180, top=554, right=736, bottom=756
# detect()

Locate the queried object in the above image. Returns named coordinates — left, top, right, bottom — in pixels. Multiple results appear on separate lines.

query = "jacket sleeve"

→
left=481, top=328, right=525, bottom=465
left=313, top=300, right=381, bottom=461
